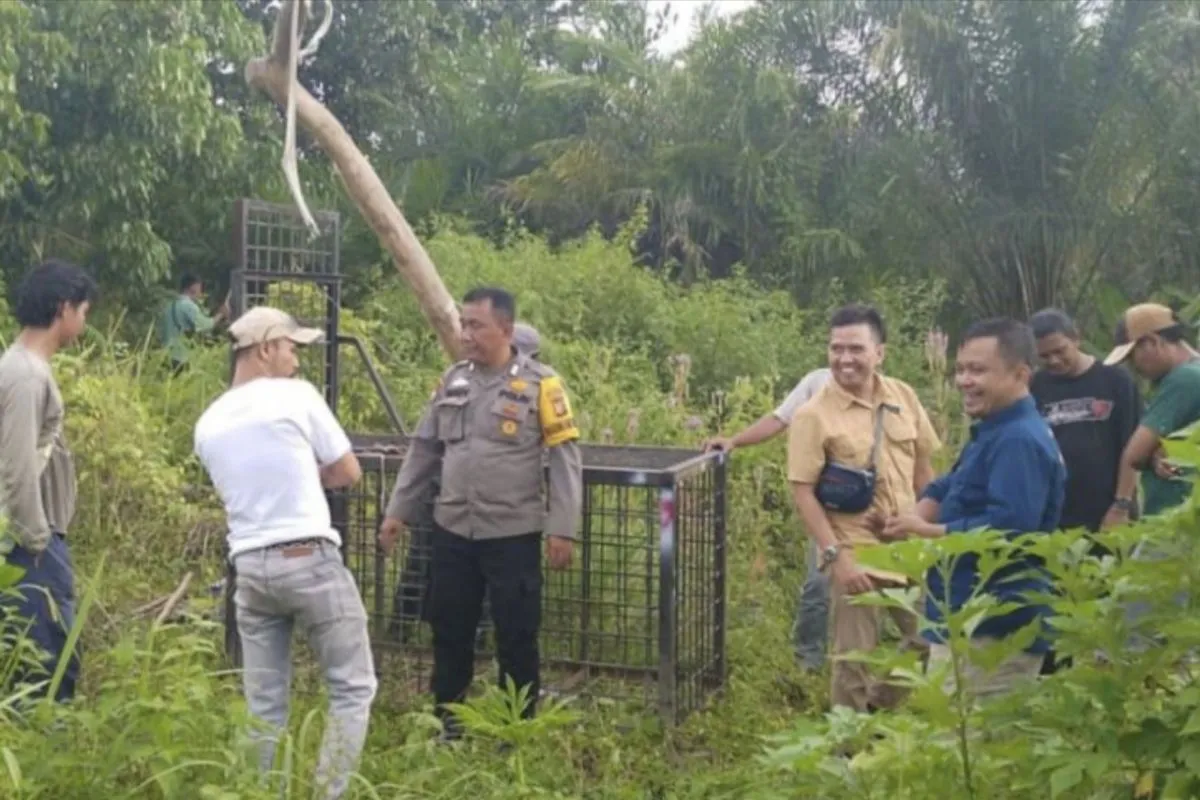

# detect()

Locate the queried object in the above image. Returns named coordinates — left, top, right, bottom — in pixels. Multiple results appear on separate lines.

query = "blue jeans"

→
left=233, top=540, right=377, bottom=800
left=793, top=539, right=830, bottom=671
left=2, top=533, right=80, bottom=703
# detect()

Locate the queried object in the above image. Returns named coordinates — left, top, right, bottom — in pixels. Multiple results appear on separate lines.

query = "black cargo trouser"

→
left=429, top=525, right=542, bottom=731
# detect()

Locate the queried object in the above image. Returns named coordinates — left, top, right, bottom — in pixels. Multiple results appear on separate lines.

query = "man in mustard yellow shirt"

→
left=787, top=304, right=941, bottom=711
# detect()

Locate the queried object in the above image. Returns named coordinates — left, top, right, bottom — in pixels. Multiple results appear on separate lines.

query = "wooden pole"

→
left=244, top=0, right=463, bottom=360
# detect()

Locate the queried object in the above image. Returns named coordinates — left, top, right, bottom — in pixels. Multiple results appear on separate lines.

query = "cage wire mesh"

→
left=226, top=199, right=728, bottom=723
left=230, top=198, right=342, bottom=406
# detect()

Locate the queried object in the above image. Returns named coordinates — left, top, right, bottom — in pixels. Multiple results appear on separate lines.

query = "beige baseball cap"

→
left=1104, top=303, right=1179, bottom=365
left=513, top=322, right=541, bottom=356
left=228, top=306, right=324, bottom=350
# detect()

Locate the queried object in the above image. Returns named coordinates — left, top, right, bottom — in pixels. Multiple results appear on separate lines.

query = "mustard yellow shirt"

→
left=787, top=375, right=941, bottom=579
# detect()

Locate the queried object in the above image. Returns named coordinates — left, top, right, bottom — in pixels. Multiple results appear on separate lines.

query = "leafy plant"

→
left=763, top=419, right=1200, bottom=799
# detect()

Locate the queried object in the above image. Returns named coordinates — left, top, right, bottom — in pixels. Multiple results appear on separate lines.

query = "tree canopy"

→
left=3, top=0, right=1200, bottom=329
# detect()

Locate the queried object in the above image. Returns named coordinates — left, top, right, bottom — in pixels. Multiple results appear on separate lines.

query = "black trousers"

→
left=429, top=526, right=542, bottom=725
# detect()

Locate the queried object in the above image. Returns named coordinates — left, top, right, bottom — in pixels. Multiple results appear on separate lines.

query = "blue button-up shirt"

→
left=921, top=395, right=1066, bottom=652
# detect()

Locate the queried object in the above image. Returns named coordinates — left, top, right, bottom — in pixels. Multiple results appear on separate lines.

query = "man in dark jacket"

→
left=883, top=318, right=1066, bottom=701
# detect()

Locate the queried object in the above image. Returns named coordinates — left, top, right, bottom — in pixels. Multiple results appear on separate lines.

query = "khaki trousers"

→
left=830, top=582, right=927, bottom=711
left=927, top=638, right=1043, bottom=701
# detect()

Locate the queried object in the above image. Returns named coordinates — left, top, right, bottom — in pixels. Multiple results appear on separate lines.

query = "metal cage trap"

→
left=225, top=199, right=728, bottom=724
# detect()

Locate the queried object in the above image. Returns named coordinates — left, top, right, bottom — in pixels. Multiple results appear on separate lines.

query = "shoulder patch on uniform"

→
left=431, top=361, right=470, bottom=398
left=538, top=374, right=580, bottom=447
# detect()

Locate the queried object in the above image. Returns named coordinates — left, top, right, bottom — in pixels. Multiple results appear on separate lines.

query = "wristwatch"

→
left=1112, top=497, right=1136, bottom=514
left=819, top=544, right=842, bottom=573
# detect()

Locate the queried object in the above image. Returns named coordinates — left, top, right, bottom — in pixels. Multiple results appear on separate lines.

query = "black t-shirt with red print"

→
left=1031, top=361, right=1142, bottom=532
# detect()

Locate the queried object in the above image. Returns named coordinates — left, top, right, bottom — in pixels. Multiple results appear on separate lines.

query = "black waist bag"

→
left=815, top=403, right=898, bottom=513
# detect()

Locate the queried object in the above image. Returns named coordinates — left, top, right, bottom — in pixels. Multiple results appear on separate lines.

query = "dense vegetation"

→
left=1, top=0, right=1199, bottom=797
left=0, top=228, right=955, bottom=798
left=5, top=1, right=1200, bottom=331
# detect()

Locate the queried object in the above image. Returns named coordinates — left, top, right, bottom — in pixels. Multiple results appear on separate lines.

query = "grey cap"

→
left=513, top=322, right=541, bottom=357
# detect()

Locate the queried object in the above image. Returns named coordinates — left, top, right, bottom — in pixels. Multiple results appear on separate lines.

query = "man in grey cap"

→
left=513, top=322, right=541, bottom=359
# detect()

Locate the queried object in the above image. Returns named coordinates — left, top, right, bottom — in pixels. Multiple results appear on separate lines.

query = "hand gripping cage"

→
left=224, top=199, right=728, bottom=723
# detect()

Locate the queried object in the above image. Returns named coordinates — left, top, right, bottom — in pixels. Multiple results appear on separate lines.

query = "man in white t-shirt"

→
left=704, top=367, right=833, bottom=671
left=194, top=306, right=375, bottom=800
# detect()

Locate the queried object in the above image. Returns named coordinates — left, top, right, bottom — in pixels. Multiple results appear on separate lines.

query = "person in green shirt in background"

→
left=159, top=273, right=230, bottom=373
left=1102, top=303, right=1200, bottom=651
left=1103, top=303, right=1200, bottom=524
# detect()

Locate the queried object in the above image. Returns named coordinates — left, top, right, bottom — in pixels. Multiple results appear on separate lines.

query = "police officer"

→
left=380, top=289, right=582, bottom=740
left=390, top=321, right=545, bottom=643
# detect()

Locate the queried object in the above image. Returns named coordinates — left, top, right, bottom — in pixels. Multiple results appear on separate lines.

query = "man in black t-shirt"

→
left=1030, top=309, right=1142, bottom=673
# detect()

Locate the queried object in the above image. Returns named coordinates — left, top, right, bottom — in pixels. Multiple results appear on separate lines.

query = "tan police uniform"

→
left=389, top=323, right=546, bottom=641
left=385, top=349, right=583, bottom=732
left=387, top=352, right=582, bottom=538
left=787, top=374, right=940, bottom=712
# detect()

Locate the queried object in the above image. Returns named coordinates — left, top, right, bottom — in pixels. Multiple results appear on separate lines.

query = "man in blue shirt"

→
left=883, top=318, right=1066, bottom=700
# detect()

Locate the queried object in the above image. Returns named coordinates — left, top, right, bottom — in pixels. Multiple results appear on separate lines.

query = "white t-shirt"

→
left=773, top=368, right=833, bottom=424
left=194, top=378, right=352, bottom=558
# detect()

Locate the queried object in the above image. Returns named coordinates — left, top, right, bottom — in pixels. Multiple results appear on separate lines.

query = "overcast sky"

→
left=646, top=0, right=756, bottom=56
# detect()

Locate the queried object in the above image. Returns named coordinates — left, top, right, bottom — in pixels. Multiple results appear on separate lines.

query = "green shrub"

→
left=761, top=422, right=1200, bottom=800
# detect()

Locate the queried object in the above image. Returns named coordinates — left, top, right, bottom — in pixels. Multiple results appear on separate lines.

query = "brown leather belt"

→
left=266, top=538, right=328, bottom=558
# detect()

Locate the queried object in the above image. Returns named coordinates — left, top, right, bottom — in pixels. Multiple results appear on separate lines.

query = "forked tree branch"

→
left=246, top=0, right=463, bottom=361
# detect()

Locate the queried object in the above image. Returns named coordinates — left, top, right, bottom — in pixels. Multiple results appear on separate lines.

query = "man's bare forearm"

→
left=1120, top=426, right=1161, bottom=488
left=320, top=451, right=362, bottom=489
left=731, top=415, right=787, bottom=448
